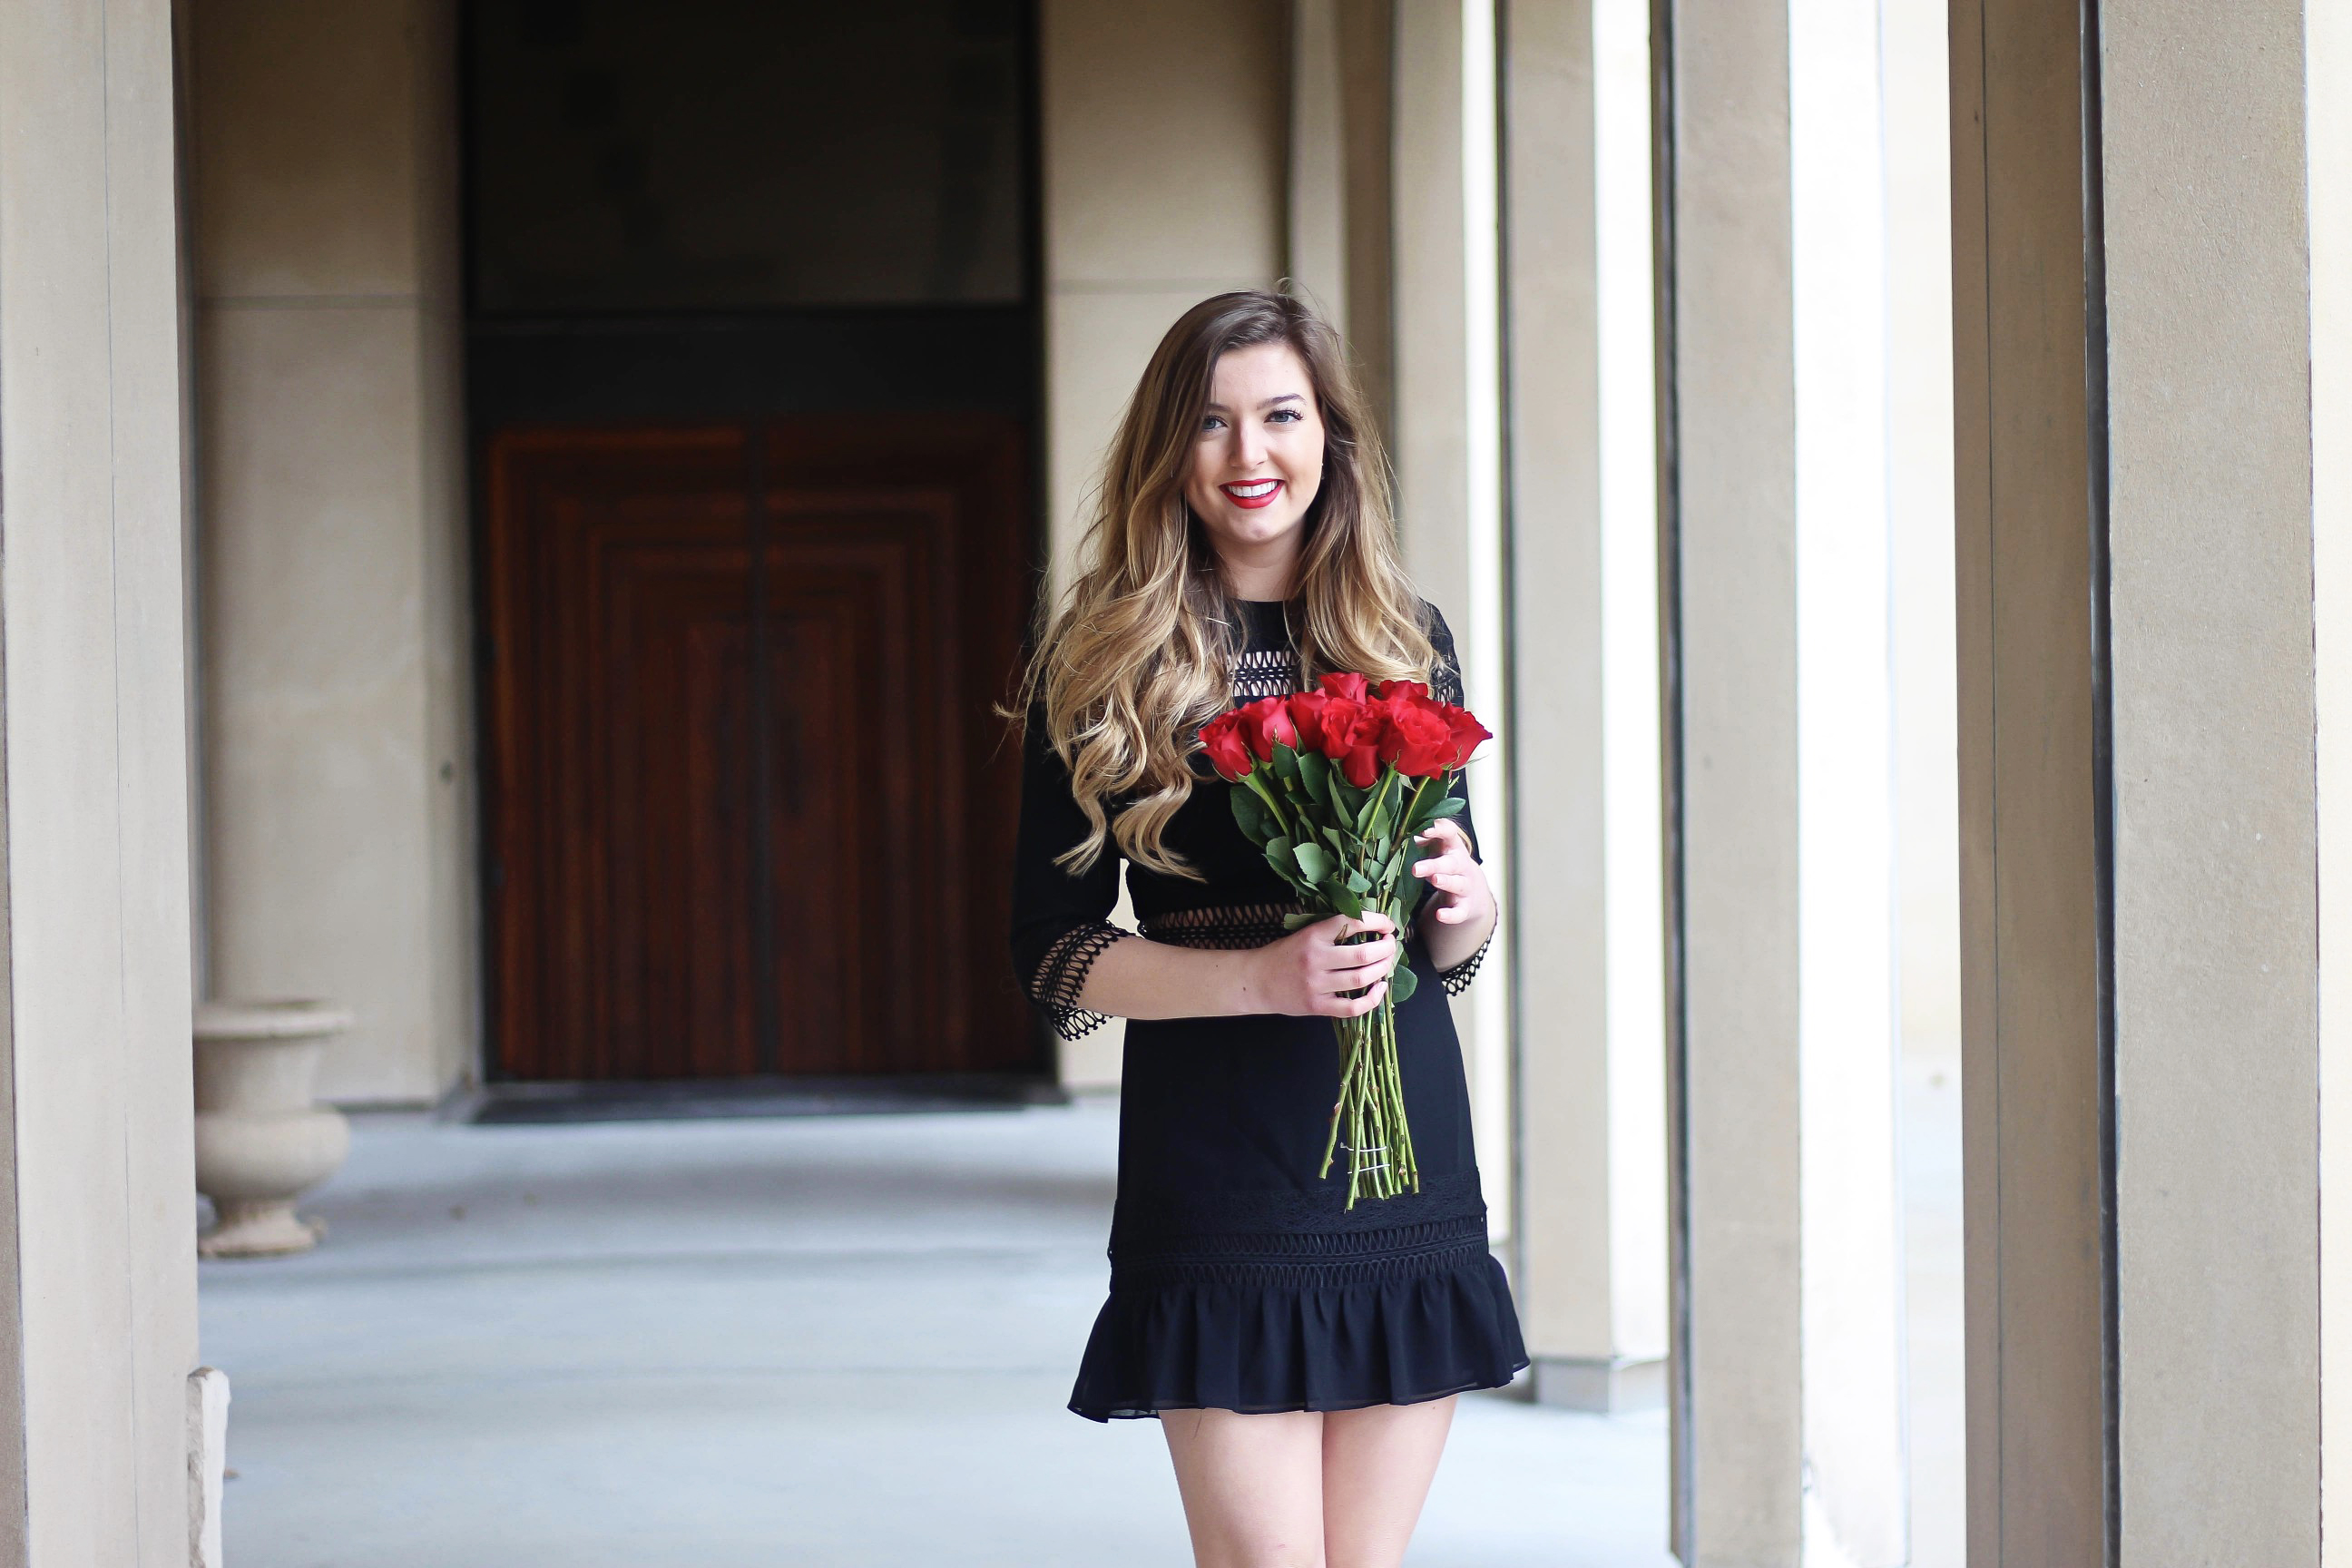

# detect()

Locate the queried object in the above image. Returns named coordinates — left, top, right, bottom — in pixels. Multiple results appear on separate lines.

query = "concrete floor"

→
left=202, top=1097, right=1679, bottom=1567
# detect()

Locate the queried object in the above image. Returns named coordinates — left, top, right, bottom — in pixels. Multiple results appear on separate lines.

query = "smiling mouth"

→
left=1220, top=478, right=1283, bottom=509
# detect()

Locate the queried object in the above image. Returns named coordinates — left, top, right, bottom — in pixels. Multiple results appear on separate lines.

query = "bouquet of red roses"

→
left=1199, top=673, right=1492, bottom=1206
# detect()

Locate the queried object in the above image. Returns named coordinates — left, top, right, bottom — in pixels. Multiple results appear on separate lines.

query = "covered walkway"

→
left=201, top=1101, right=1673, bottom=1566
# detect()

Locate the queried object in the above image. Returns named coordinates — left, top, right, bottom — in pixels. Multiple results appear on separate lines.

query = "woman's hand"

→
left=1248, top=913, right=1399, bottom=1017
left=1410, top=818, right=1497, bottom=978
left=1409, top=818, right=1491, bottom=926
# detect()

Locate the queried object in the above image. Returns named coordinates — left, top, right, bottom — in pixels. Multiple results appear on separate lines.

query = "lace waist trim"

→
left=1139, top=901, right=1492, bottom=995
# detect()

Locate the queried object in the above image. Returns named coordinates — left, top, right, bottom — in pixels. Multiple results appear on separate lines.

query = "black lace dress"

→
left=1012, top=599, right=1528, bottom=1422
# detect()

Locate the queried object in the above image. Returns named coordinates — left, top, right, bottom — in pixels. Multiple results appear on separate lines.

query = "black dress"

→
left=1011, top=599, right=1528, bottom=1422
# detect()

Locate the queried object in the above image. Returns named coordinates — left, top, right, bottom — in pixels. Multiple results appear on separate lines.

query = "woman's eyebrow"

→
left=1260, top=393, right=1305, bottom=409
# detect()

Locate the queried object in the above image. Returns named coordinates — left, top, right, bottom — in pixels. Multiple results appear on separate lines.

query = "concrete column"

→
left=188, top=0, right=475, bottom=1103
left=2318, top=0, right=2352, bottom=1560
left=1499, top=0, right=1670, bottom=1414
left=1286, top=0, right=1396, bottom=438
left=1393, top=0, right=1514, bottom=1241
left=1289, top=0, right=1348, bottom=320
left=2102, top=0, right=2319, bottom=1560
left=1039, top=0, right=1289, bottom=1087
left=1955, top=0, right=2327, bottom=1561
left=1661, top=0, right=1906, bottom=1560
left=0, top=0, right=202, bottom=1557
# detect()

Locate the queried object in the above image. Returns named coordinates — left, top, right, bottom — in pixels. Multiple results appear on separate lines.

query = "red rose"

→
left=1234, top=695, right=1299, bottom=761
left=1311, top=697, right=1383, bottom=788
left=1438, top=703, right=1492, bottom=768
left=1379, top=701, right=1456, bottom=777
left=1290, top=689, right=1333, bottom=751
left=1317, top=671, right=1370, bottom=703
left=1373, top=678, right=1430, bottom=704
left=1199, top=711, right=1255, bottom=780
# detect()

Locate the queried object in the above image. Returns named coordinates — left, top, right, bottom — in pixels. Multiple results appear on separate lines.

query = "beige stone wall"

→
left=0, top=0, right=202, bottom=1554
left=190, top=0, right=475, bottom=1104
left=1040, top=0, right=1289, bottom=1088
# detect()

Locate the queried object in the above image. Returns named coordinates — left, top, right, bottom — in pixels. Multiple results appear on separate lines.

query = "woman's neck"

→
left=1215, top=544, right=1298, bottom=603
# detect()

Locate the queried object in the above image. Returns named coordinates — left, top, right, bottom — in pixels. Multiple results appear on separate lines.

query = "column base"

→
left=1531, top=1354, right=1667, bottom=1413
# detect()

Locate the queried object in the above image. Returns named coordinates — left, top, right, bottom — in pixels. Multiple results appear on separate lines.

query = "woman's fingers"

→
left=1411, top=820, right=1472, bottom=876
left=1321, top=936, right=1397, bottom=975
left=1323, top=911, right=1396, bottom=940
left=1314, top=977, right=1387, bottom=1017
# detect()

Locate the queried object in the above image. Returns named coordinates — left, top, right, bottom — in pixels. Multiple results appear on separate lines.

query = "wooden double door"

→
left=483, top=416, right=1034, bottom=1081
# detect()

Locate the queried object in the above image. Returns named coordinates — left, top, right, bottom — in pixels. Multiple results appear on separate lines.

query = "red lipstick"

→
left=1220, top=478, right=1284, bottom=510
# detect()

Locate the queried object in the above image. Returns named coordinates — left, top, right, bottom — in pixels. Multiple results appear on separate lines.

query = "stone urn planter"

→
left=193, top=1000, right=354, bottom=1258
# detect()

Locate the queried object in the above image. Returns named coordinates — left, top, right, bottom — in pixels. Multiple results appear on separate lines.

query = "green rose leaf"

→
left=1264, top=837, right=1303, bottom=891
left=1415, top=794, right=1468, bottom=826
left=1293, top=840, right=1337, bottom=884
left=1389, top=963, right=1419, bottom=1003
left=1297, top=750, right=1336, bottom=810
left=1282, top=911, right=1321, bottom=931
left=1231, top=787, right=1274, bottom=842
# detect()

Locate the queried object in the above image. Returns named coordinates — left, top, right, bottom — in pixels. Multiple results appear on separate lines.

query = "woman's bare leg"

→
left=1161, top=1407, right=1328, bottom=1568
left=1318, top=1396, right=1457, bottom=1568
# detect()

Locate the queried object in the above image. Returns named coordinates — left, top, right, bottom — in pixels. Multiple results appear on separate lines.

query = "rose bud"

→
left=1200, top=712, right=1255, bottom=780
left=1309, top=698, right=1382, bottom=787
left=1380, top=702, right=1457, bottom=777
left=1290, top=689, right=1331, bottom=751
left=1236, top=695, right=1299, bottom=760
left=1440, top=703, right=1493, bottom=768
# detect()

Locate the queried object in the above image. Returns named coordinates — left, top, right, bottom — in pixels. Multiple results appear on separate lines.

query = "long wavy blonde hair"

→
left=1018, top=290, right=1436, bottom=878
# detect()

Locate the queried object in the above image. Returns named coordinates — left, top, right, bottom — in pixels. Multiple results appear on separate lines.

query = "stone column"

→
left=1661, top=0, right=1907, bottom=1559
left=188, top=0, right=475, bottom=1104
left=1392, top=0, right=1514, bottom=1240
left=2102, top=4, right=2320, bottom=1553
left=0, top=0, right=201, bottom=1556
left=1039, top=0, right=1289, bottom=1087
left=1954, top=0, right=2327, bottom=1560
left=1286, top=0, right=1395, bottom=437
left=2318, top=0, right=2352, bottom=1559
left=1498, top=0, right=1670, bottom=1413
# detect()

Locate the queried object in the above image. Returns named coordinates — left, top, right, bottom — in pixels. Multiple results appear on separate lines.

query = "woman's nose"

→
left=1233, top=422, right=1268, bottom=469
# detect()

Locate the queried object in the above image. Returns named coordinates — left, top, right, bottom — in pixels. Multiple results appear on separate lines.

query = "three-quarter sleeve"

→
left=1009, top=703, right=1132, bottom=1039
left=1425, top=606, right=1494, bottom=996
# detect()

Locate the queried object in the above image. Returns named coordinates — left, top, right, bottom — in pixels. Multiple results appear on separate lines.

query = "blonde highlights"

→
left=1017, top=290, right=1435, bottom=877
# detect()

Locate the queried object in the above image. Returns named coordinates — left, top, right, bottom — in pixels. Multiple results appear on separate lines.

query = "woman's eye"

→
left=1268, top=408, right=1301, bottom=424
left=1200, top=415, right=1227, bottom=433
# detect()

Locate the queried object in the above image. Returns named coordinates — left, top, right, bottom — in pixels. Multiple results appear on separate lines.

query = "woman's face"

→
left=1183, top=342, right=1327, bottom=593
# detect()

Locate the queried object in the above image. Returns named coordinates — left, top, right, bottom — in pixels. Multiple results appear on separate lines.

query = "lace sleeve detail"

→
left=1437, top=926, right=1494, bottom=996
left=1028, top=920, right=1130, bottom=1040
left=1426, top=608, right=1466, bottom=707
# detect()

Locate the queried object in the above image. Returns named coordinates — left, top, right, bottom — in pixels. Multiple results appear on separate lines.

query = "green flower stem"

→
left=1243, top=769, right=1295, bottom=836
left=1318, top=1023, right=1366, bottom=1180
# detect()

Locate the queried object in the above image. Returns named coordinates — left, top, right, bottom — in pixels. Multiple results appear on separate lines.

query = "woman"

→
left=1011, top=290, right=1526, bottom=1568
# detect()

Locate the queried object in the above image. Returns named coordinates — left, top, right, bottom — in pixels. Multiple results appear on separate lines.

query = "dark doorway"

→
left=464, top=0, right=1041, bottom=1083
